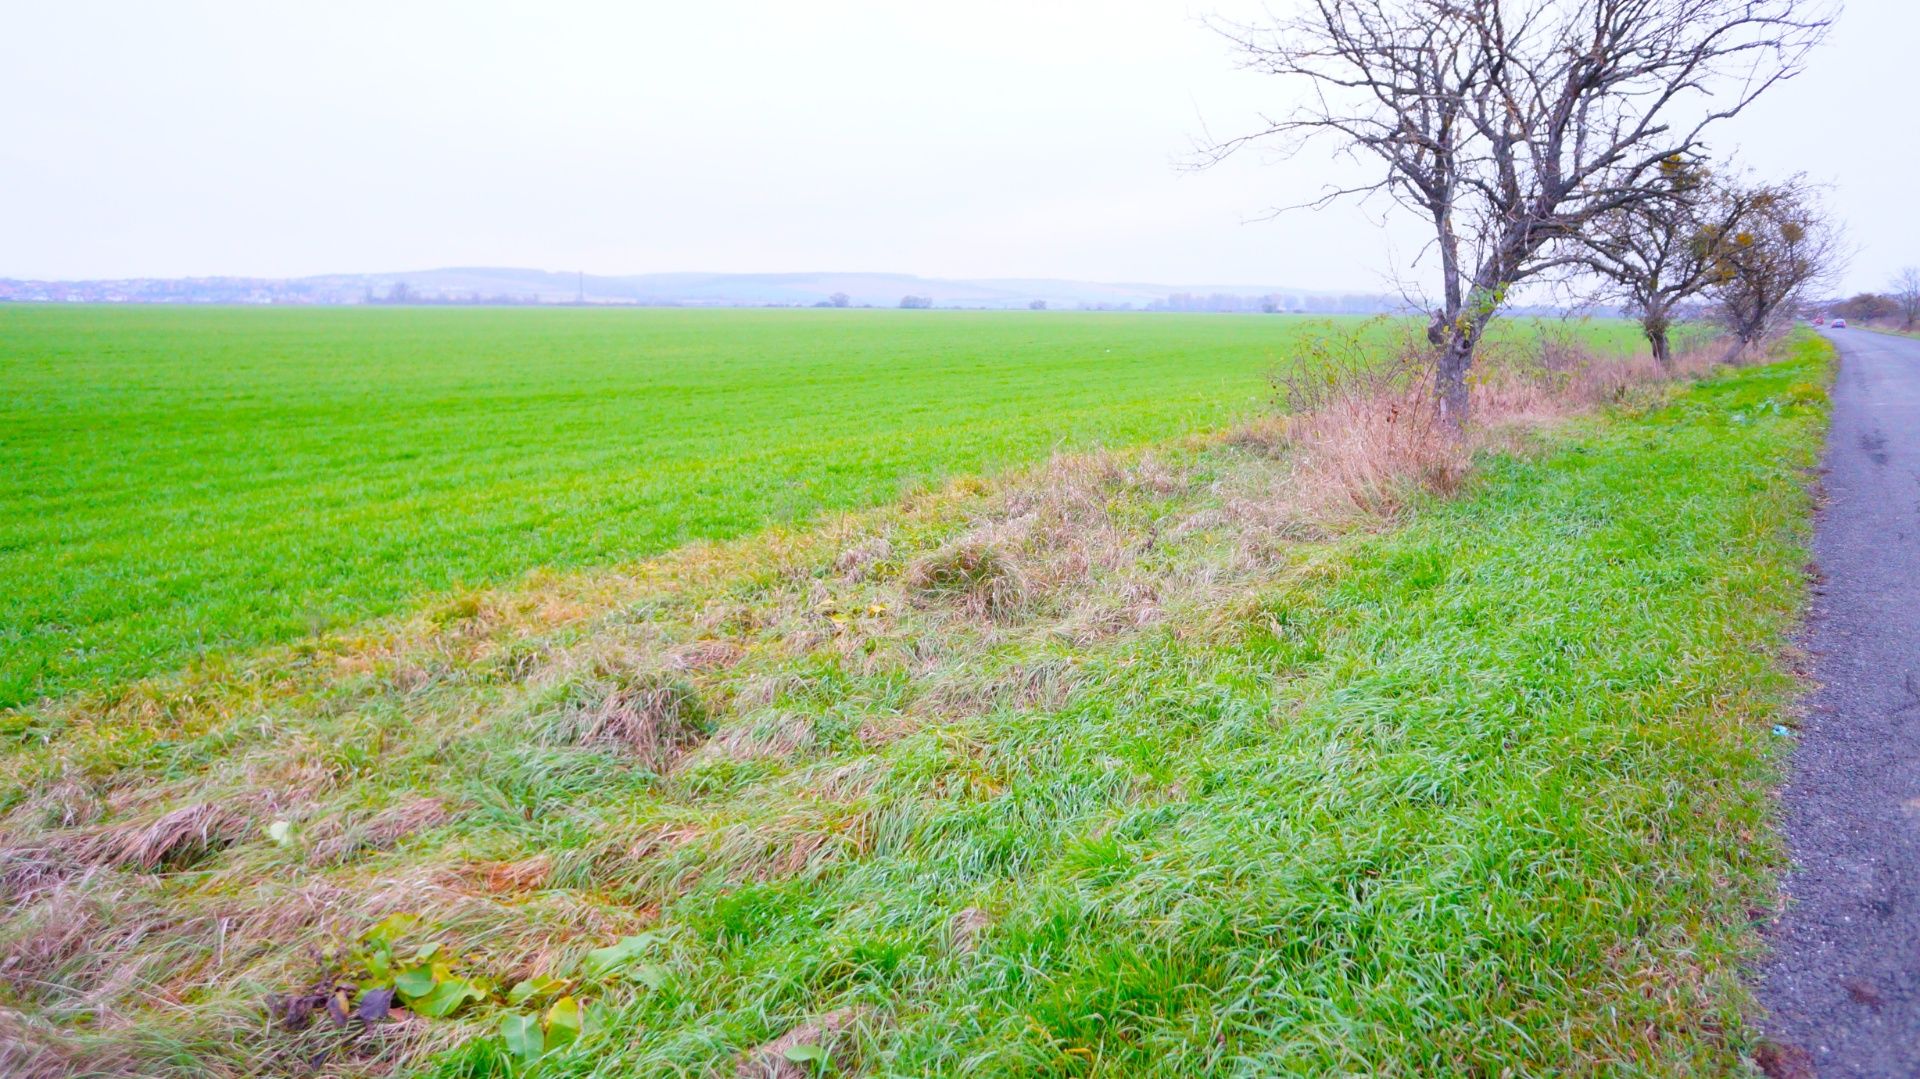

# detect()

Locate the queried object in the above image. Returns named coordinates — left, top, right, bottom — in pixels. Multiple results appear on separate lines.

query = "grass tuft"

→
left=572, top=675, right=712, bottom=771
left=905, top=536, right=1031, bottom=619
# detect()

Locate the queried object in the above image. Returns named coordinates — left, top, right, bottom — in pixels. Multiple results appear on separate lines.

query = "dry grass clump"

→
left=701, top=714, right=815, bottom=762
left=897, top=448, right=1199, bottom=634
left=0, top=881, right=114, bottom=991
left=101, top=802, right=250, bottom=870
left=915, top=660, right=1080, bottom=719
left=484, top=857, right=553, bottom=896
left=0, top=1012, right=74, bottom=1079
left=308, top=795, right=451, bottom=866
left=23, top=780, right=104, bottom=830
left=1471, top=328, right=1719, bottom=424
left=667, top=639, right=745, bottom=673
left=905, top=534, right=1030, bottom=619
left=947, top=907, right=993, bottom=953
left=1271, top=320, right=1725, bottom=517
left=1281, top=388, right=1467, bottom=515
left=4, top=801, right=257, bottom=887
left=832, top=535, right=893, bottom=581
left=563, top=674, right=712, bottom=771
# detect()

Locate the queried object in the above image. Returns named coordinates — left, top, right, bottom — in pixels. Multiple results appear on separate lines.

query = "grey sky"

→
left=2, top=0, right=1911, bottom=293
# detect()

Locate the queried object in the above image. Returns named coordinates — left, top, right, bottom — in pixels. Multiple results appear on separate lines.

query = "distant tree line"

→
left=1826, top=269, right=1920, bottom=328
left=365, top=282, right=543, bottom=306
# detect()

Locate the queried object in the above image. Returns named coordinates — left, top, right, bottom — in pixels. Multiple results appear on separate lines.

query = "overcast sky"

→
left=2, top=0, right=1911, bottom=293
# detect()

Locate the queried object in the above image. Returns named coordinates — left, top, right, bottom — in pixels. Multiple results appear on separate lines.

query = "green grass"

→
left=0, top=305, right=1642, bottom=710
left=0, top=333, right=1828, bottom=1076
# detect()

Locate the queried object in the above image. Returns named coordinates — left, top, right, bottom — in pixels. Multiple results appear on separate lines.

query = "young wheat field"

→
left=0, top=306, right=1321, bottom=709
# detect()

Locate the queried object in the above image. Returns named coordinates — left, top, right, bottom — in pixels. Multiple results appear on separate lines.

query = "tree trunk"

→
left=1642, top=305, right=1673, bottom=372
left=1435, top=327, right=1475, bottom=432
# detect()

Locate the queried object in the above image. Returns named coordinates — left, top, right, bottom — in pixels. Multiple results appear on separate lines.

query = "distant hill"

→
left=0, top=267, right=1405, bottom=313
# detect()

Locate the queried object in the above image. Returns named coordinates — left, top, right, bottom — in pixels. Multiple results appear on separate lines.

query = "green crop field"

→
left=0, top=306, right=1646, bottom=711
left=0, top=306, right=1280, bottom=709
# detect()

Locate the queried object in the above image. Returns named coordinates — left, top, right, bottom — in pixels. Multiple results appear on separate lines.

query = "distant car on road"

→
left=1832, top=318, right=1848, bottom=329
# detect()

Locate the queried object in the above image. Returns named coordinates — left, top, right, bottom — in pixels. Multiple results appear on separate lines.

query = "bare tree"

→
left=1891, top=267, right=1920, bottom=330
left=1579, top=160, right=1759, bottom=369
left=1710, top=177, right=1841, bottom=360
left=1205, top=0, right=1833, bottom=427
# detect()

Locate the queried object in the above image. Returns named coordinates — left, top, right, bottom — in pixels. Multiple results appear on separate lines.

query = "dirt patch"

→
left=1754, top=1039, right=1816, bottom=1079
left=735, top=1007, right=869, bottom=1079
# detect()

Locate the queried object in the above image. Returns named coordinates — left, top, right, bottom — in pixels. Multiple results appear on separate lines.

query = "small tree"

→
left=828, top=292, right=851, bottom=308
left=899, top=295, right=932, bottom=309
left=1579, top=162, right=1759, bottom=370
left=1029, top=299, right=1047, bottom=311
left=1891, top=267, right=1920, bottom=329
left=1710, top=178, right=1840, bottom=361
left=1206, top=0, right=1832, bottom=428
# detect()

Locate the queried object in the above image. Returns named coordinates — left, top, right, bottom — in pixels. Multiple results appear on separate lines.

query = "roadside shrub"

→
left=1271, top=322, right=1466, bottom=515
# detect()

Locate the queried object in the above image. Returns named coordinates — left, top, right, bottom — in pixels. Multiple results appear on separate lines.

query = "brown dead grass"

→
left=575, top=677, right=710, bottom=771
left=947, top=907, right=993, bottom=953
left=476, top=855, right=552, bottom=895
left=1274, top=322, right=1723, bottom=519
left=666, top=639, right=746, bottom=673
left=52, top=802, right=253, bottom=875
left=905, top=534, right=1030, bottom=619
left=1281, top=388, right=1467, bottom=516
left=308, top=795, right=451, bottom=867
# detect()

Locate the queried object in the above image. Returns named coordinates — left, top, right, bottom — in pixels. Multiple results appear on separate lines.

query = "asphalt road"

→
left=1759, top=328, right=1920, bottom=1077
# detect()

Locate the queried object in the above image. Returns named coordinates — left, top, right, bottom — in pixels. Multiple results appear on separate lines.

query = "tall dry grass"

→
left=1270, top=320, right=1724, bottom=516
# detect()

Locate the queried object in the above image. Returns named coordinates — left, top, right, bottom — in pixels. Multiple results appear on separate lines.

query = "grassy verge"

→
left=1858, top=323, right=1920, bottom=340
left=0, top=334, right=1829, bottom=1077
